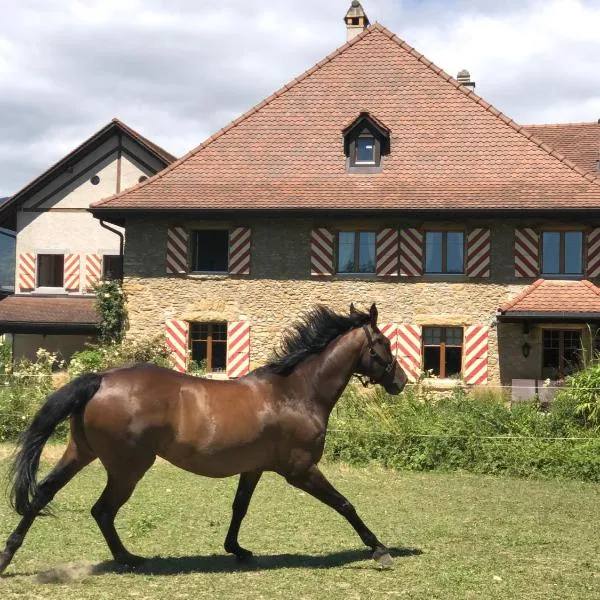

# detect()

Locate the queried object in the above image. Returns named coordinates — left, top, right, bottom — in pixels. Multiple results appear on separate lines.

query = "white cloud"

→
left=0, top=0, right=599, bottom=197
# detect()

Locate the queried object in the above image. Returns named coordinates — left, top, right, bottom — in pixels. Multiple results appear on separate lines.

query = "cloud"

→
left=0, top=0, right=599, bottom=196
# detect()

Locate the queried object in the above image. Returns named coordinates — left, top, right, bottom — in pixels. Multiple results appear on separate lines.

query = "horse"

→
left=0, top=303, right=407, bottom=574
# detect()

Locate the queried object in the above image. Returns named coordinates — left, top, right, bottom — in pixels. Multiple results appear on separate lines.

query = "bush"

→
left=325, top=385, right=600, bottom=482
left=555, top=363, right=600, bottom=429
left=94, top=280, right=125, bottom=344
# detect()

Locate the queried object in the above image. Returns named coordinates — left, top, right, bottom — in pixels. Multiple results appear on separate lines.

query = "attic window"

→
left=343, top=112, right=390, bottom=170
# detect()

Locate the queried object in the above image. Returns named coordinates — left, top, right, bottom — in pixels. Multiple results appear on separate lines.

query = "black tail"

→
left=9, top=372, right=103, bottom=516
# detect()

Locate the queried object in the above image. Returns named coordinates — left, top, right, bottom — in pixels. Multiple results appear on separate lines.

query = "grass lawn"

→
left=0, top=446, right=599, bottom=599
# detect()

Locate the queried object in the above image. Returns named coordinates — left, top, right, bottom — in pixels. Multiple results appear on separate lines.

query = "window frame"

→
left=36, top=253, right=65, bottom=289
left=540, top=230, right=584, bottom=277
left=335, top=230, right=377, bottom=275
left=422, top=326, right=464, bottom=379
left=189, top=321, right=228, bottom=373
left=541, top=328, right=582, bottom=378
left=102, top=254, right=123, bottom=281
left=424, top=230, right=465, bottom=275
left=348, top=128, right=382, bottom=168
left=191, top=229, right=230, bottom=274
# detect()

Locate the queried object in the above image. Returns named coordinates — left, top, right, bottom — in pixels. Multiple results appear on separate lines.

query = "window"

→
left=425, top=231, right=464, bottom=274
left=542, top=330, right=581, bottom=378
left=190, top=322, right=227, bottom=372
left=541, top=231, right=583, bottom=275
left=337, top=231, right=376, bottom=274
left=355, top=135, right=376, bottom=164
left=102, top=255, right=123, bottom=281
left=192, top=230, right=229, bottom=272
left=423, top=327, right=463, bottom=378
left=343, top=113, right=390, bottom=170
left=37, top=254, right=64, bottom=288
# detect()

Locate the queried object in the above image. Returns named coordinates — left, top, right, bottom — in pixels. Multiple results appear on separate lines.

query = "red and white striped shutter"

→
left=376, top=229, right=399, bottom=276
left=229, top=227, right=251, bottom=275
left=227, top=321, right=251, bottom=378
left=514, top=228, right=539, bottom=278
left=64, top=254, right=80, bottom=291
left=397, top=324, right=422, bottom=382
left=166, top=227, right=189, bottom=274
left=463, top=325, right=489, bottom=385
left=466, top=228, right=491, bottom=278
left=379, top=323, right=398, bottom=356
left=586, top=228, right=600, bottom=277
left=399, top=228, right=424, bottom=276
left=85, top=254, right=102, bottom=291
left=165, top=319, right=189, bottom=373
left=310, top=228, right=334, bottom=276
left=18, top=253, right=36, bottom=292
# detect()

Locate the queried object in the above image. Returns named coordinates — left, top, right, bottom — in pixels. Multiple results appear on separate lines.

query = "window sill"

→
left=540, top=273, right=583, bottom=280
left=422, top=273, right=468, bottom=282
left=188, top=272, right=229, bottom=280
left=33, top=287, right=66, bottom=294
left=421, top=378, right=465, bottom=390
left=335, top=272, right=377, bottom=279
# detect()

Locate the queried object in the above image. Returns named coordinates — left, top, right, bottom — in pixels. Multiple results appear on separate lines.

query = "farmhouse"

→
left=90, top=2, right=600, bottom=393
left=0, top=119, right=175, bottom=360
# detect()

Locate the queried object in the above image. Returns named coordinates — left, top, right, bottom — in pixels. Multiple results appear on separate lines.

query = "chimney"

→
left=344, top=1, right=370, bottom=41
left=457, top=69, right=476, bottom=91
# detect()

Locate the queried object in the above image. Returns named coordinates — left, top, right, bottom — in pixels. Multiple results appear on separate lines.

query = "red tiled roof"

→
left=92, top=24, right=600, bottom=215
left=499, top=279, right=600, bottom=315
left=524, top=122, right=600, bottom=179
left=0, top=296, right=99, bottom=329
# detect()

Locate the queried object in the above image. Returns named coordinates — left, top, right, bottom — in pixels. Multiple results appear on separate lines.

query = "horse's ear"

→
left=349, top=302, right=358, bottom=316
left=369, top=303, right=378, bottom=327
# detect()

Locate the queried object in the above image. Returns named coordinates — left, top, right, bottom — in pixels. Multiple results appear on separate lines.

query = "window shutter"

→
left=18, top=253, right=36, bottom=292
left=463, top=325, right=489, bottom=385
left=166, top=227, right=189, bottom=274
left=466, top=228, right=491, bottom=278
left=379, top=323, right=399, bottom=356
left=64, top=254, right=80, bottom=291
left=165, top=318, right=189, bottom=373
left=376, top=229, right=399, bottom=276
left=85, top=254, right=102, bottom=291
left=227, top=321, right=251, bottom=378
left=399, top=228, right=424, bottom=276
left=587, top=228, right=600, bottom=277
left=514, top=228, right=539, bottom=278
left=229, top=227, right=251, bottom=275
left=310, top=228, right=334, bottom=276
left=397, top=324, right=422, bottom=382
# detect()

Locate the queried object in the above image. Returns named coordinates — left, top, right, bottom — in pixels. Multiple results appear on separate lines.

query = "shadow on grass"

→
left=94, top=546, right=422, bottom=575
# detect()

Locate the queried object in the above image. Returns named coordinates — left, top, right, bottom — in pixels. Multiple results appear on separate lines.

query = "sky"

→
left=1, top=0, right=599, bottom=197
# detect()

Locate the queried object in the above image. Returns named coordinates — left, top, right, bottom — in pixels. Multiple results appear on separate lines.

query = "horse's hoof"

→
left=116, top=553, right=146, bottom=568
left=373, top=548, right=394, bottom=569
left=234, top=548, right=254, bottom=562
left=0, top=552, right=12, bottom=575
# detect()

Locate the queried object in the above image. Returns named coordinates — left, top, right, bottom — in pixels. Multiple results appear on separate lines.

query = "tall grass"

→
left=326, top=385, right=600, bottom=481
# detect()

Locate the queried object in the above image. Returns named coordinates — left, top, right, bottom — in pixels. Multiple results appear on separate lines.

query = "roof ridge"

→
left=111, top=118, right=177, bottom=164
left=92, top=25, right=379, bottom=209
left=524, top=122, right=600, bottom=128
left=499, top=279, right=546, bottom=312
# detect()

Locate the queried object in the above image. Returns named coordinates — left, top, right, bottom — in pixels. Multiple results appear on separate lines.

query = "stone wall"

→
left=122, top=217, right=568, bottom=385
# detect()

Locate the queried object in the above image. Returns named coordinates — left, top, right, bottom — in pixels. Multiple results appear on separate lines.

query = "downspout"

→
left=99, top=220, right=124, bottom=265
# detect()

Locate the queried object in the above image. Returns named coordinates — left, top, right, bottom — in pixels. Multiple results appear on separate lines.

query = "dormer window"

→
left=343, top=112, right=390, bottom=171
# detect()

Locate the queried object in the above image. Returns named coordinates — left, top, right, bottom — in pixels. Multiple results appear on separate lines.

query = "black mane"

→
left=261, top=305, right=370, bottom=376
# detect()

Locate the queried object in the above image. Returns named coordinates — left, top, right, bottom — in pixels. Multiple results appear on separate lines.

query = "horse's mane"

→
left=259, top=305, right=370, bottom=376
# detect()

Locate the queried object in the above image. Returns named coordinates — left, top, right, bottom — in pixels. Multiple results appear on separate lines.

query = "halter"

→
left=355, top=325, right=397, bottom=387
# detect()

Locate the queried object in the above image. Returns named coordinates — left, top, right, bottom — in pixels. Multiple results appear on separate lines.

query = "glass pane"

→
left=37, top=254, right=64, bottom=287
left=542, top=348, right=560, bottom=369
left=193, top=230, right=229, bottom=272
left=358, top=232, right=376, bottom=273
left=191, top=340, right=208, bottom=364
left=423, top=327, right=441, bottom=345
left=542, top=232, right=560, bottom=274
left=356, top=137, right=375, bottom=163
left=337, top=231, right=355, bottom=273
left=425, top=232, right=443, bottom=273
left=102, top=255, right=123, bottom=281
left=212, top=323, right=227, bottom=341
left=563, top=330, right=581, bottom=350
left=446, top=232, right=464, bottom=273
left=543, top=330, right=560, bottom=349
left=445, top=347, right=462, bottom=377
left=563, top=347, right=581, bottom=375
left=423, top=346, right=441, bottom=376
left=445, top=328, right=463, bottom=346
left=564, top=232, right=582, bottom=274
left=212, top=342, right=227, bottom=371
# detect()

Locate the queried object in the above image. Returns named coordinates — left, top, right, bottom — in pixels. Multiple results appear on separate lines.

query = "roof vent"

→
left=344, top=1, right=370, bottom=41
left=457, top=69, right=476, bottom=91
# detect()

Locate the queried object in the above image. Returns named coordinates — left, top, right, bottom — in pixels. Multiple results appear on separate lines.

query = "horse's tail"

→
left=9, top=372, right=103, bottom=516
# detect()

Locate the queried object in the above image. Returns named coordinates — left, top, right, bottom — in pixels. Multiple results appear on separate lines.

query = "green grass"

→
left=1, top=450, right=599, bottom=599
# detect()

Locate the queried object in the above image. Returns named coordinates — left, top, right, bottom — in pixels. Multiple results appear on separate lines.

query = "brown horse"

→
left=0, top=303, right=406, bottom=574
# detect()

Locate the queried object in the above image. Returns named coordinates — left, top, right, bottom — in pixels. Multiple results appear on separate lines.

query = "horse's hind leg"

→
left=91, top=454, right=155, bottom=566
left=0, top=439, right=95, bottom=574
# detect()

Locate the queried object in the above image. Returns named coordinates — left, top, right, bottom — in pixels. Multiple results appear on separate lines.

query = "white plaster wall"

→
left=13, top=333, right=95, bottom=362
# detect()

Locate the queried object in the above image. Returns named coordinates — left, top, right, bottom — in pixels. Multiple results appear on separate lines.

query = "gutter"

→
left=99, top=220, right=124, bottom=259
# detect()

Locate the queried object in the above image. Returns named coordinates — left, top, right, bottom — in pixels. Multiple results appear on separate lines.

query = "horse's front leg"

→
left=284, top=464, right=393, bottom=568
left=224, top=470, right=262, bottom=561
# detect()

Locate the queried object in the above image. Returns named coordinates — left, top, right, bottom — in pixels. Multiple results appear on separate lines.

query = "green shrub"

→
left=555, top=363, right=600, bottom=429
left=325, top=385, right=600, bottom=482
left=94, top=279, right=125, bottom=344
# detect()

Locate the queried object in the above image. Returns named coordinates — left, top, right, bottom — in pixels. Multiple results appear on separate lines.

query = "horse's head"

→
left=351, top=303, right=407, bottom=395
